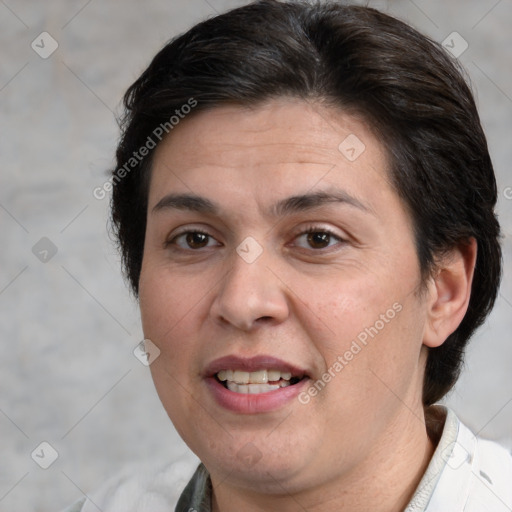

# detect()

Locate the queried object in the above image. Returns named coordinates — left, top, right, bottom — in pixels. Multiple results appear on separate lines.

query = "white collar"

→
left=407, top=406, right=512, bottom=512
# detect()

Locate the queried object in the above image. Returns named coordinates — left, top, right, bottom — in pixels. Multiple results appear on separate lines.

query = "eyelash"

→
left=294, top=226, right=345, bottom=249
left=165, top=228, right=214, bottom=248
left=165, top=225, right=346, bottom=252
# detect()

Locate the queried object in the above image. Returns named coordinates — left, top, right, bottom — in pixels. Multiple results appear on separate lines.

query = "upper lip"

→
left=204, top=355, right=308, bottom=378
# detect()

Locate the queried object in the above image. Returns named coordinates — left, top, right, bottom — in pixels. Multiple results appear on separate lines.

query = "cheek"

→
left=295, top=269, right=396, bottom=351
left=139, top=268, right=205, bottom=425
left=138, top=266, right=206, bottom=398
left=297, top=261, right=425, bottom=390
left=139, top=262, right=206, bottom=339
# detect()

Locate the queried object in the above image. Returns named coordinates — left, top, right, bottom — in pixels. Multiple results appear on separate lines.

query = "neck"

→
left=211, top=406, right=437, bottom=512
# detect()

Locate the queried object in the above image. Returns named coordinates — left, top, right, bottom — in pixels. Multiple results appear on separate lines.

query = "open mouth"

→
left=215, top=369, right=305, bottom=394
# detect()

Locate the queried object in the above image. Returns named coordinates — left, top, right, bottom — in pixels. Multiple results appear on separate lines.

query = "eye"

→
left=294, top=227, right=345, bottom=250
left=168, top=230, right=220, bottom=250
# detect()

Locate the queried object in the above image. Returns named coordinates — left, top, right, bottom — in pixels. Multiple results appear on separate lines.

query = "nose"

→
left=210, top=248, right=290, bottom=331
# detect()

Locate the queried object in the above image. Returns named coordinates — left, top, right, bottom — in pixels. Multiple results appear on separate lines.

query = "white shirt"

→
left=64, top=406, right=512, bottom=512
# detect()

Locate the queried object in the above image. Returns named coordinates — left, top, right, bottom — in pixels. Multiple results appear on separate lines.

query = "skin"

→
left=138, top=98, right=476, bottom=512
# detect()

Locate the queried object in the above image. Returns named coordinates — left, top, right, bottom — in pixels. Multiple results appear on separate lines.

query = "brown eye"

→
left=306, top=232, right=331, bottom=249
left=185, top=232, right=210, bottom=249
left=168, top=230, right=220, bottom=251
left=293, top=227, right=345, bottom=251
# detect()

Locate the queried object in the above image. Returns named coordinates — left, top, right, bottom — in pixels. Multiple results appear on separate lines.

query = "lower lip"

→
left=205, top=377, right=309, bottom=414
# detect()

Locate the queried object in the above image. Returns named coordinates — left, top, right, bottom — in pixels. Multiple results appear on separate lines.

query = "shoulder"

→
left=467, top=427, right=512, bottom=511
left=61, top=497, right=87, bottom=512
left=61, top=451, right=200, bottom=512
left=426, top=408, right=512, bottom=512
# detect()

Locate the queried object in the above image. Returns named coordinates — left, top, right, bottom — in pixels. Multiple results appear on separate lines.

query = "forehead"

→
left=148, top=98, right=393, bottom=210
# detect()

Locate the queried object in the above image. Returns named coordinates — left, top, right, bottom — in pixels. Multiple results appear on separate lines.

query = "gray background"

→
left=0, top=0, right=511, bottom=510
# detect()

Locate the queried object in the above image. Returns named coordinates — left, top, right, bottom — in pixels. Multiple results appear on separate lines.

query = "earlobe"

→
left=423, top=238, right=477, bottom=348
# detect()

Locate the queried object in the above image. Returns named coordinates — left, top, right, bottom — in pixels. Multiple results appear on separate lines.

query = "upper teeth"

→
left=217, top=369, right=293, bottom=384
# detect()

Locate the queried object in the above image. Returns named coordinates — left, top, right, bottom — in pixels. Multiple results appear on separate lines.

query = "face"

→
left=138, top=98, right=431, bottom=495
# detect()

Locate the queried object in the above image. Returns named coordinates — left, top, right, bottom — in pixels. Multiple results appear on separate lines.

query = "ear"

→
left=423, top=238, right=477, bottom=348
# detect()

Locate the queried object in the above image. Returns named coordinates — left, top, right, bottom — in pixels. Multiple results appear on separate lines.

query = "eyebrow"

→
left=151, top=190, right=372, bottom=217
left=152, top=193, right=217, bottom=215
left=271, top=190, right=371, bottom=216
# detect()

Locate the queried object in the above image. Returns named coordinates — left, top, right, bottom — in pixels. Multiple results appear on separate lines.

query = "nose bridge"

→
left=211, top=243, right=288, bottom=330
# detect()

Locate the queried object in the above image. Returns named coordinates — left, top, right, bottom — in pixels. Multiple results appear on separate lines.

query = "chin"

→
left=197, top=433, right=316, bottom=491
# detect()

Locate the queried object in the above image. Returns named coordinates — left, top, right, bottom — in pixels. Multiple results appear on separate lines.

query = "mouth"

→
left=204, top=355, right=310, bottom=413
left=215, top=369, right=305, bottom=394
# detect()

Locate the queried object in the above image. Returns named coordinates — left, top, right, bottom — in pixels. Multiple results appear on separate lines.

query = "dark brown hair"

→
left=110, top=0, right=502, bottom=405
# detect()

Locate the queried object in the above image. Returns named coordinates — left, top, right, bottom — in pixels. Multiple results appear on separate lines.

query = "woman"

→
left=67, top=1, right=511, bottom=510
